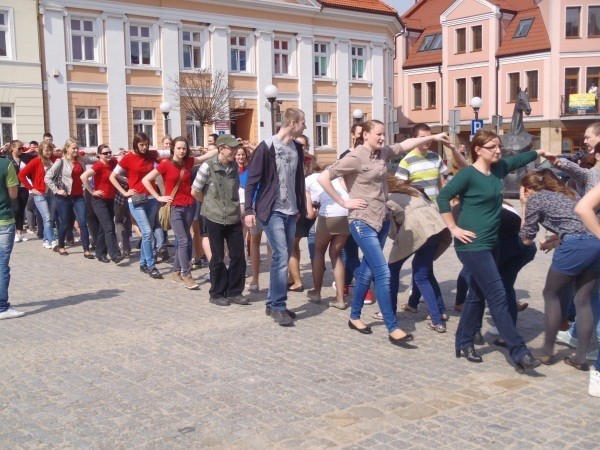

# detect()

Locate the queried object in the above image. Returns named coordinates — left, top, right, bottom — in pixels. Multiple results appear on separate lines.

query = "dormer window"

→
left=418, top=33, right=442, bottom=52
left=513, top=19, right=533, bottom=38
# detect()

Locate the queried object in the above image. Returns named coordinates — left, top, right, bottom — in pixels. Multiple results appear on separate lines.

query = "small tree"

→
left=170, top=68, right=244, bottom=145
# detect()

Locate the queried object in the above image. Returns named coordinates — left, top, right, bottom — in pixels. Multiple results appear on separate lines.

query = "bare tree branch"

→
left=169, top=68, right=244, bottom=127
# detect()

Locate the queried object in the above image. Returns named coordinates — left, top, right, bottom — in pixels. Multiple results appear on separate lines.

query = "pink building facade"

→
left=395, top=0, right=600, bottom=155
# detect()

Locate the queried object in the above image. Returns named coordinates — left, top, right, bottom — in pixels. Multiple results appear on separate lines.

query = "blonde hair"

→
left=61, top=137, right=79, bottom=155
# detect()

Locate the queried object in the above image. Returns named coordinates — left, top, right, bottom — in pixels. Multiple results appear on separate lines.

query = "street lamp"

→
left=160, top=101, right=172, bottom=136
left=470, top=96, right=483, bottom=121
left=264, top=84, right=279, bottom=134
left=352, top=108, right=364, bottom=123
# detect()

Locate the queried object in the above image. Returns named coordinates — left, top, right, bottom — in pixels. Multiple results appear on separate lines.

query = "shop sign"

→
left=568, top=94, right=596, bottom=113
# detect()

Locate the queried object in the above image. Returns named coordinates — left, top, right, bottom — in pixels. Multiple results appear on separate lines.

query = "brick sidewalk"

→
left=0, top=235, right=597, bottom=448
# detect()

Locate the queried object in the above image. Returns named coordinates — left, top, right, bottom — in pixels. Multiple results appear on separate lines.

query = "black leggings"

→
left=542, top=268, right=599, bottom=363
left=11, top=187, right=29, bottom=231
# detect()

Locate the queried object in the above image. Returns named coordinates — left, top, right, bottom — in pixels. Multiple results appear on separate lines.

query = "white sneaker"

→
left=0, top=307, right=25, bottom=320
left=20, top=235, right=28, bottom=242
left=488, top=326, right=500, bottom=336
left=42, top=240, right=52, bottom=249
left=246, top=284, right=259, bottom=292
left=14, top=234, right=22, bottom=243
left=556, top=330, right=578, bottom=348
left=587, top=349, right=599, bottom=361
left=51, top=240, right=58, bottom=251
left=589, top=367, right=600, bottom=397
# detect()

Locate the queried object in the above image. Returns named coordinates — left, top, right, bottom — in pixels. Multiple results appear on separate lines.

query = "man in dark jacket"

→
left=244, top=108, right=307, bottom=326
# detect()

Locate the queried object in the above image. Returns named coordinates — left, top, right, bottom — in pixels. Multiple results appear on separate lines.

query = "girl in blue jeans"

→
left=318, top=119, right=450, bottom=346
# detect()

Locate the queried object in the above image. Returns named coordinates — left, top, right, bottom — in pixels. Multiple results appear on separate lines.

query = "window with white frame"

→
left=186, top=115, right=203, bottom=147
left=0, top=9, right=13, bottom=59
left=426, top=82, right=436, bottom=109
left=181, top=30, right=202, bottom=69
left=76, top=108, right=99, bottom=148
left=230, top=35, right=248, bottom=72
left=70, top=18, right=96, bottom=62
left=0, top=105, right=13, bottom=146
left=456, top=78, right=466, bottom=106
left=315, top=113, right=330, bottom=147
left=413, top=83, right=422, bottom=110
left=351, top=46, right=366, bottom=80
left=129, top=24, right=153, bottom=66
left=133, top=109, right=154, bottom=144
left=273, top=39, right=290, bottom=75
left=314, top=42, right=329, bottom=78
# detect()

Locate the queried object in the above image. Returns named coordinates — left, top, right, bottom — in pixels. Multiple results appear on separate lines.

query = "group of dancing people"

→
left=3, top=111, right=600, bottom=397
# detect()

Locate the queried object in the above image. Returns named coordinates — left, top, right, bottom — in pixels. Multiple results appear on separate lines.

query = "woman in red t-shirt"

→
left=81, top=144, right=124, bottom=264
left=142, top=136, right=216, bottom=289
left=44, top=138, right=96, bottom=258
left=109, top=132, right=171, bottom=279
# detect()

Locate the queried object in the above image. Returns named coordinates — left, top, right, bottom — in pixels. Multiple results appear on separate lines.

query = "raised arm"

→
left=193, top=148, right=218, bottom=166
left=390, top=132, right=450, bottom=156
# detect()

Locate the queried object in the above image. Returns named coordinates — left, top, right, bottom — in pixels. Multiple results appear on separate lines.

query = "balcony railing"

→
left=561, top=95, right=600, bottom=116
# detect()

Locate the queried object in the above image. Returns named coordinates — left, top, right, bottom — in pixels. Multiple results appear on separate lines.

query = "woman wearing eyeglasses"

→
left=80, top=144, right=124, bottom=263
left=437, top=130, right=548, bottom=373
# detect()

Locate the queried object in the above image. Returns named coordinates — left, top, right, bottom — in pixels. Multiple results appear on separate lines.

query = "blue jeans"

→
left=33, top=193, right=54, bottom=243
left=128, top=198, right=158, bottom=268
left=350, top=220, right=399, bottom=333
left=307, top=221, right=316, bottom=261
left=0, top=223, right=15, bottom=312
left=55, top=195, right=90, bottom=251
left=171, top=205, right=195, bottom=276
left=391, top=232, right=446, bottom=325
left=456, top=249, right=530, bottom=363
left=260, top=211, right=296, bottom=311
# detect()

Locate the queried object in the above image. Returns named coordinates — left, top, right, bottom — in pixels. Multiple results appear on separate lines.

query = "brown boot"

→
left=172, top=271, right=183, bottom=284
left=182, top=273, right=199, bottom=290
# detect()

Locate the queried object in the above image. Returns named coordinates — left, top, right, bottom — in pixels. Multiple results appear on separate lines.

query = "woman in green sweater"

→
left=437, top=130, right=548, bottom=373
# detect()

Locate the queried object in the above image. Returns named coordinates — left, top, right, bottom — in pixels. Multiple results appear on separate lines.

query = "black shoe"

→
left=389, top=333, right=416, bottom=348
left=271, top=309, right=294, bottom=326
left=140, top=265, right=149, bottom=274
left=227, top=295, right=250, bottom=305
left=97, top=255, right=110, bottom=263
left=265, top=306, right=297, bottom=319
left=159, top=245, right=170, bottom=262
left=474, top=331, right=485, bottom=345
left=515, top=353, right=541, bottom=373
left=148, top=267, right=163, bottom=279
left=112, top=254, right=124, bottom=264
left=210, top=297, right=230, bottom=307
left=456, top=345, right=483, bottom=363
left=348, top=320, right=372, bottom=334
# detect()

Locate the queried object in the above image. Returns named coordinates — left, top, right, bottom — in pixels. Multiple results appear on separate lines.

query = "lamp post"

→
left=352, top=108, right=364, bottom=124
left=470, top=96, right=482, bottom=121
left=159, top=101, right=172, bottom=136
left=264, top=84, right=279, bottom=135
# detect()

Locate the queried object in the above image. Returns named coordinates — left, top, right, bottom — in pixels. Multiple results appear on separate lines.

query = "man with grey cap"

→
left=192, top=134, right=248, bottom=306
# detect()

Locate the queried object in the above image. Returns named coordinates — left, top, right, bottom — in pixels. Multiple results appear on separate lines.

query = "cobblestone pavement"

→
left=1, top=233, right=598, bottom=449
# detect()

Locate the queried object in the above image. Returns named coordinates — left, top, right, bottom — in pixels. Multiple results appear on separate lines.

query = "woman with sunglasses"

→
left=80, top=144, right=124, bottom=263
left=437, top=130, right=548, bottom=373
left=44, top=138, right=97, bottom=258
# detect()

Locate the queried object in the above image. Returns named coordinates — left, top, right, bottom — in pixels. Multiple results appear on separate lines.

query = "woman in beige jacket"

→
left=383, top=176, right=452, bottom=332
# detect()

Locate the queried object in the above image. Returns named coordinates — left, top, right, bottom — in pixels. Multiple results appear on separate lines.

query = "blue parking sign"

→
left=471, top=120, right=483, bottom=135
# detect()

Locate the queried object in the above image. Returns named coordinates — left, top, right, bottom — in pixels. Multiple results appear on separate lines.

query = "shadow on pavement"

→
left=18, top=288, right=124, bottom=316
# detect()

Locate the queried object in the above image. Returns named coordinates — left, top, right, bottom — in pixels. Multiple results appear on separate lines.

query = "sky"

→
left=384, top=0, right=417, bottom=15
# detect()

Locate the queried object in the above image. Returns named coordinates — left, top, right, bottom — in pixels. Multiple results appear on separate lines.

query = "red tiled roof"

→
left=489, top=0, right=535, bottom=13
left=318, top=0, right=398, bottom=16
left=497, top=7, right=550, bottom=57
left=402, top=0, right=455, bottom=30
left=403, top=25, right=443, bottom=69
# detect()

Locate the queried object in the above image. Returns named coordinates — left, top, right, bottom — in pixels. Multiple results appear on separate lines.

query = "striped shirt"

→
left=395, top=149, right=448, bottom=200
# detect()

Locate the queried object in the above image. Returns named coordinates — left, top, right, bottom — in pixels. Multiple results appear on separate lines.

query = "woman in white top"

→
left=307, top=163, right=350, bottom=309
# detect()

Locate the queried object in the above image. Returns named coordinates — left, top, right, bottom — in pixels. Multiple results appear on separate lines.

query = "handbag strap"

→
left=169, top=167, right=185, bottom=198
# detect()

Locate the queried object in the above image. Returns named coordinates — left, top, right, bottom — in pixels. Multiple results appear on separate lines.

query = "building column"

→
left=370, top=42, right=385, bottom=126
left=160, top=19, right=182, bottom=136
left=255, top=30, right=274, bottom=141
left=297, top=35, right=314, bottom=148
left=336, top=39, right=350, bottom=154
left=208, top=25, right=229, bottom=135
left=102, top=12, right=129, bottom=150
left=39, top=4, right=69, bottom=144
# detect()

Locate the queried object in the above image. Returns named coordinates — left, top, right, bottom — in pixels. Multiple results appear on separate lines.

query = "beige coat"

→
left=387, top=191, right=451, bottom=264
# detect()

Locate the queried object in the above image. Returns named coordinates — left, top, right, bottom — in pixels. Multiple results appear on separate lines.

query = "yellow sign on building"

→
left=569, top=94, right=597, bottom=112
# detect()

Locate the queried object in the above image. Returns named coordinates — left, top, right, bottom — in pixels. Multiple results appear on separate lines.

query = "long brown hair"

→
left=356, top=119, right=384, bottom=147
left=470, top=130, right=500, bottom=163
left=521, top=169, right=577, bottom=200
left=38, top=141, right=54, bottom=166
left=386, top=175, right=420, bottom=197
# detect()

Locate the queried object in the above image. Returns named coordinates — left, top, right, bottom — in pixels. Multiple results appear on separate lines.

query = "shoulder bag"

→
left=158, top=166, right=185, bottom=231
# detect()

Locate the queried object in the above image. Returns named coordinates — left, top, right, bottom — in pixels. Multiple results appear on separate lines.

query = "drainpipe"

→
left=438, top=64, right=444, bottom=132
